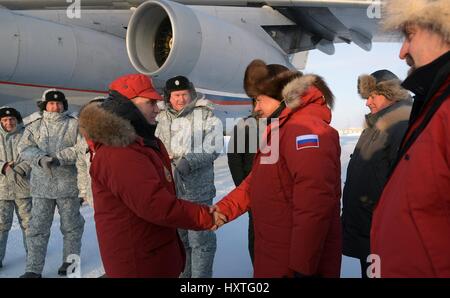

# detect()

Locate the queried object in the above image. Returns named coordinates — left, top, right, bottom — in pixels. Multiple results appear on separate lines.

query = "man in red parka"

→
left=78, top=74, right=216, bottom=277
left=371, top=0, right=450, bottom=277
left=212, top=60, right=342, bottom=278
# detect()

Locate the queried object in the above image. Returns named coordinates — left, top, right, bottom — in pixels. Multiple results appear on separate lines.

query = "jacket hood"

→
left=79, top=101, right=137, bottom=147
left=281, top=74, right=335, bottom=110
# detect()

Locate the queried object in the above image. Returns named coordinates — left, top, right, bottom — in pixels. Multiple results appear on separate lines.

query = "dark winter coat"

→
left=79, top=98, right=214, bottom=278
left=342, top=100, right=411, bottom=259
left=371, top=51, right=450, bottom=277
left=227, top=116, right=259, bottom=187
left=214, top=75, right=342, bottom=277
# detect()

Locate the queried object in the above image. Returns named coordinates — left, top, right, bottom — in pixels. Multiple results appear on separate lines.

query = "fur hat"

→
left=382, top=0, right=450, bottom=43
left=244, top=60, right=297, bottom=101
left=0, top=106, right=23, bottom=123
left=358, top=69, right=410, bottom=101
left=244, top=59, right=334, bottom=109
left=37, top=89, right=68, bottom=112
left=163, top=75, right=197, bottom=102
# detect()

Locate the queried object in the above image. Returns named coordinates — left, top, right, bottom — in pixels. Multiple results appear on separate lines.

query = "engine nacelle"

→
left=0, top=8, right=134, bottom=91
left=127, top=0, right=291, bottom=93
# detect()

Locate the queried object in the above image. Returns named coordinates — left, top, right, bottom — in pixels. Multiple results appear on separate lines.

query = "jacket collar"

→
left=402, top=51, right=450, bottom=101
left=365, top=100, right=412, bottom=128
left=42, top=110, right=67, bottom=122
left=161, top=96, right=214, bottom=118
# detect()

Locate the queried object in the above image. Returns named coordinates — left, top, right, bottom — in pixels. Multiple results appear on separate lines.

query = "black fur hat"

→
left=37, top=89, right=68, bottom=111
left=358, top=69, right=410, bottom=101
left=0, top=107, right=23, bottom=124
left=163, top=75, right=197, bottom=101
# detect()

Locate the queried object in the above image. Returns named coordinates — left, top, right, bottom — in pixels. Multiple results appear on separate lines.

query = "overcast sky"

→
left=304, top=42, right=410, bottom=130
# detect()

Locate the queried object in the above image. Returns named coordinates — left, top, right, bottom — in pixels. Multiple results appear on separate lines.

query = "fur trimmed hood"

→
left=281, top=74, right=334, bottom=109
left=79, top=101, right=137, bottom=147
left=358, top=74, right=410, bottom=101
left=382, top=0, right=450, bottom=43
left=244, top=59, right=334, bottom=109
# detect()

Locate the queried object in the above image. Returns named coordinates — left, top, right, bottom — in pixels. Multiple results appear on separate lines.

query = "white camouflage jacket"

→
left=156, top=98, right=223, bottom=202
left=18, top=111, right=79, bottom=199
left=0, top=123, right=31, bottom=200
left=75, top=135, right=93, bottom=206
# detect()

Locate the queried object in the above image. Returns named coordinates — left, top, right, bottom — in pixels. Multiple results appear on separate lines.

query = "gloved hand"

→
left=174, top=158, right=191, bottom=176
left=5, top=165, right=16, bottom=182
left=5, top=165, right=28, bottom=190
left=39, top=156, right=60, bottom=175
left=15, top=174, right=29, bottom=190
left=12, top=165, right=26, bottom=177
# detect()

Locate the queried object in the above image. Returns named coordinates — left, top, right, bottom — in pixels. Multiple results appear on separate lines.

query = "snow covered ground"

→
left=0, top=135, right=361, bottom=278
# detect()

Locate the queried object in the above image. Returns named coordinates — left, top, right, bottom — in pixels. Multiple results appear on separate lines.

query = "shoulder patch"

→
left=296, top=134, right=319, bottom=150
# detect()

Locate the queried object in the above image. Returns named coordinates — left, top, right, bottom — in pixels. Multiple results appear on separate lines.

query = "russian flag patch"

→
left=296, top=134, right=319, bottom=150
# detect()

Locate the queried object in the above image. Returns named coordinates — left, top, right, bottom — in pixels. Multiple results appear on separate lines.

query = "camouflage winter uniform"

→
left=0, top=122, right=32, bottom=265
left=18, top=111, right=85, bottom=274
left=156, top=98, right=223, bottom=278
left=75, top=135, right=93, bottom=207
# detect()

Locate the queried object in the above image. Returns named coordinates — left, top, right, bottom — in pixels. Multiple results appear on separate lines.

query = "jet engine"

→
left=126, top=0, right=291, bottom=92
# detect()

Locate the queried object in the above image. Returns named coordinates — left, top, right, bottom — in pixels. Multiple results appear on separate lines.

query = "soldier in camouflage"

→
left=156, top=76, right=223, bottom=278
left=75, top=134, right=92, bottom=207
left=18, top=90, right=85, bottom=278
left=0, top=107, right=32, bottom=269
left=75, top=97, right=105, bottom=208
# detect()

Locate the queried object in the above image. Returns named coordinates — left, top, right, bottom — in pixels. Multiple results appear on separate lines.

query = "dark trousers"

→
left=360, top=258, right=370, bottom=279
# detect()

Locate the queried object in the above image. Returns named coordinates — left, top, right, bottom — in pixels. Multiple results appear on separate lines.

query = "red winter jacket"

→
left=371, top=73, right=450, bottom=277
left=215, top=75, right=342, bottom=277
left=80, top=102, right=213, bottom=278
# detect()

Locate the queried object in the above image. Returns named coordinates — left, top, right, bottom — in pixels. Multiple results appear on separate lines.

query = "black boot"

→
left=0, top=261, right=3, bottom=268
left=20, top=272, right=42, bottom=278
left=58, top=262, right=72, bottom=276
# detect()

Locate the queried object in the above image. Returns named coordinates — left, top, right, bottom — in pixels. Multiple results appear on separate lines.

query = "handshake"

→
left=208, top=205, right=227, bottom=231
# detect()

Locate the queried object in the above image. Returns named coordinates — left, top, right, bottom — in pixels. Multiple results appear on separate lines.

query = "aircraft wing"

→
left=1, top=0, right=392, bottom=52
left=0, top=0, right=396, bottom=95
left=0, top=0, right=380, bottom=10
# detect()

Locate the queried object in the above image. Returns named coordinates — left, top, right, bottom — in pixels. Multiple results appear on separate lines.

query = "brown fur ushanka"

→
left=243, top=59, right=334, bottom=109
